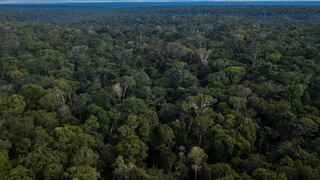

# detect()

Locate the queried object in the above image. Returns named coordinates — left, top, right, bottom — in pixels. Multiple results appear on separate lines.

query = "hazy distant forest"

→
left=0, top=5, right=320, bottom=180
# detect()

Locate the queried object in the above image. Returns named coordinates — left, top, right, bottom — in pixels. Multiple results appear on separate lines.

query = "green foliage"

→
left=22, top=146, right=62, bottom=178
left=252, top=168, right=287, bottom=180
left=0, top=94, right=26, bottom=118
left=206, top=163, right=238, bottom=179
left=43, top=163, right=63, bottom=180
left=65, top=165, right=100, bottom=180
left=7, top=166, right=33, bottom=180
left=53, top=125, right=96, bottom=155
left=188, top=146, right=207, bottom=180
left=0, top=5, right=320, bottom=180
left=20, top=84, right=46, bottom=110
left=116, top=97, right=148, bottom=115
left=116, top=134, right=148, bottom=163
left=0, top=152, right=11, bottom=179
left=71, top=146, right=99, bottom=167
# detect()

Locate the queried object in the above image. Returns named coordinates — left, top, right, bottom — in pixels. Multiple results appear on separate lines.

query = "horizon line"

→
left=1, top=0, right=320, bottom=3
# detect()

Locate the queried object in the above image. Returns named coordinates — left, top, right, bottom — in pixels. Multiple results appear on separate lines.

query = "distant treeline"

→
left=0, top=6, right=320, bottom=24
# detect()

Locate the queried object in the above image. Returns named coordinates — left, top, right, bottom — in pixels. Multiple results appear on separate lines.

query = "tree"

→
left=113, top=156, right=132, bottom=180
left=20, top=84, right=46, bottom=110
left=193, top=112, right=215, bottom=146
left=156, top=124, right=175, bottom=147
left=118, top=76, right=136, bottom=99
left=66, top=165, right=100, bottom=180
left=0, top=94, right=26, bottom=118
left=30, top=110, right=59, bottom=131
left=39, top=88, right=66, bottom=112
left=43, top=163, right=63, bottom=180
left=71, top=146, right=99, bottom=167
left=238, top=118, right=259, bottom=148
left=252, top=168, right=287, bottom=180
left=174, top=146, right=189, bottom=179
left=53, top=125, right=96, bottom=156
left=188, top=146, right=207, bottom=180
left=181, top=94, right=216, bottom=142
left=83, top=115, right=100, bottom=136
left=0, top=152, right=11, bottom=179
left=116, top=132, right=148, bottom=163
left=39, top=88, right=71, bottom=120
left=156, top=144, right=177, bottom=172
left=165, top=42, right=190, bottom=59
left=113, top=83, right=124, bottom=100
left=224, top=66, right=246, bottom=84
left=22, top=146, right=61, bottom=179
left=116, top=97, right=148, bottom=116
left=284, top=84, right=304, bottom=101
left=182, top=94, right=216, bottom=117
left=197, top=48, right=212, bottom=66
left=158, top=103, right=179, bottom=122
left=7, top=166, right=33, bottom=180
left=207, top=163, right=238, bottom=179
left=209, top=125, right=251, bottom=161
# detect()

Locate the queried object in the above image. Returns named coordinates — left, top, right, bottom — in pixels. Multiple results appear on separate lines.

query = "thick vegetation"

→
left=0, top=5, right=320, bottom=180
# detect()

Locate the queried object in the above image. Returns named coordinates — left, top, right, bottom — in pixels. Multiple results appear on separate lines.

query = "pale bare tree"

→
left=197, top=48, right=212, bottom=66
left=113, top=83, right=123, bottom=99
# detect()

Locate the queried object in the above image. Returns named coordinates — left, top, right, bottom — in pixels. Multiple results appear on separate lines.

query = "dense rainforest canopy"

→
left=0, top=4, right=320, bottom=180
